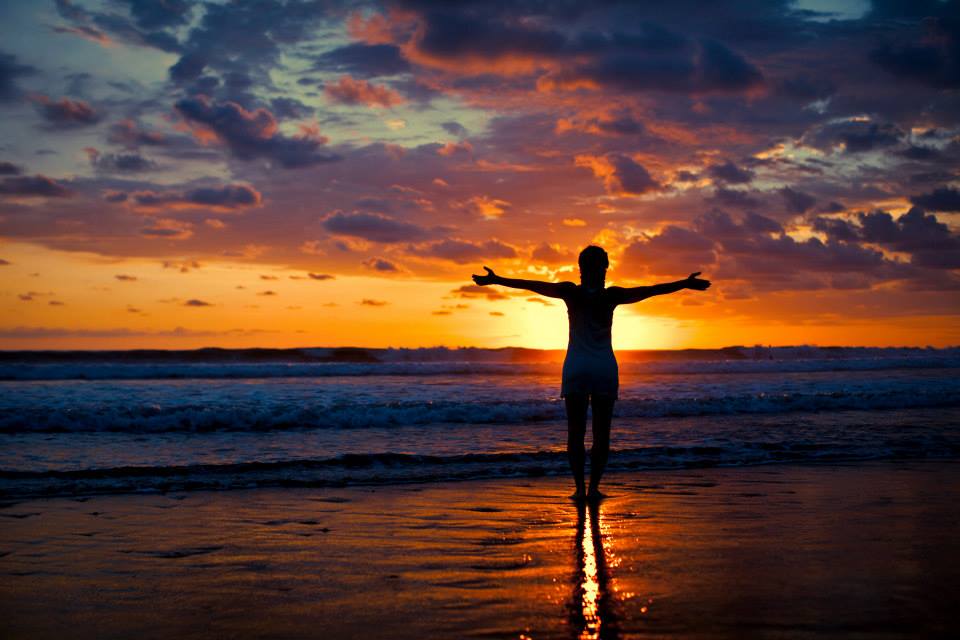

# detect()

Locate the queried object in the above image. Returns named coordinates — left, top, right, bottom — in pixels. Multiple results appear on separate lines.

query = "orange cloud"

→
left=123, top=184, right=263, bottom=212
left=437, top=140, right=473, bottom=157
left=346, top=10, right=414, bottom=44
left=52, top=25, right=114, bottom=47
left=465, top=195, right=510, bottom=219
left=141, top=218, right=193, bottom=240
left=325, top=75, right=404, bottom=108
left=574, top=154, right=660, bottom=196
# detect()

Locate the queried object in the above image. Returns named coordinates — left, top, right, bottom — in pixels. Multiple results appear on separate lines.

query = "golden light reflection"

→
left=579, top=503, right=600, bottom=639
left=572, top=500, right=619, bottom=639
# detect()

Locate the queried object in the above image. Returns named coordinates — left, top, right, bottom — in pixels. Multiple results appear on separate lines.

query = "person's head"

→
left=578, top=245, right=608, bottom=289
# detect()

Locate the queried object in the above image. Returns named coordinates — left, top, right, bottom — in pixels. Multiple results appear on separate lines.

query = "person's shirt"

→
left=559, top=284, right=619, bottom=359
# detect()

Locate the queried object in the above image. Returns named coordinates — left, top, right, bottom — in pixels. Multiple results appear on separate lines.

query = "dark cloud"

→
left=314, top=43, right=410, bottom=77
left=814, top=207, right=960, bottom=270
left=0, top=161, right=22, bottom=175
left=122, top=0, right=195, bottom=30
left=0, top=50, right=36, bottom=101
left=773, top=74, right=836, bottom=102
left=710, top=187, right=761, bottom=209
left=362, top=257, right=401, bottom=272
left=115, top=274, right=138, bottom=281
left=800, top=119, right=905, bottom=154
left=778, top=186, right=816, bottom=214
left=451, top=284, right=509, bottom=301
left=718, top=235, right=886, bottom=283
left=907, top=171, right=958, bottom=185
left=583, top=111, right=646, bottom=136
left=269, top=97, right=312, bottom=119
left=707, top=160, right=753, bottom=184
left=620, top=225, right=717, bottom=277
left=0, top=175, right=73, bottom=198
left=694, top=210, right=783, bottom=239
left=175, top=96, right=339, bottom=168
left=531, top=242, right=574, bottom=264
left=441, top=121, right=468, bottom=137
left=107, top=120, right=166, bottom=149
left=697, top=39, right=765, bottom=92
left=141, top=223, right=191, bottom=238
left=54, top=0, right=185, bottom=52
left=359, top=298, right=388, bottom=306
left=812, top=216, right=859, bottom=243
left=820, top=201, right=846, bottom=214
left=162, top=260, right=201, bottom=272
left=169, top=52, right=206, bottom=82
left=858, top=207, right=960, bottom=269
left=898, top=145, right=942, bottom=161
left=32, top=95, right=101, bottom=127
left=609, top=155, right=659, bottom=194
left=410, top=238, right=517, bottom=264
left=86, top=149, right=157, bottom=173
left=323, top=211, right=430, bottom=243
left=645, top=209, right=917, bottom=291
left=409, top=9, right=568, bottom=65
left=188, top=184, right=262, bottom=208
left=127, top=183, right=262, bottom=209
left=169, top=0, right=332, bottom=83
left=307, top=272, right=334, bottom=280
left=870, top=16, right=960, bottom=89
left=543, top=38, right=763, bottom=94
left=183, top=299, right=212, bottom=306
left=395, top=7, right=764, bottom=97
left=910, top=186, right=960, bottom=212
left=741, top=211, right=784, bottom=235
left=578, top=154, right=659, bottom=195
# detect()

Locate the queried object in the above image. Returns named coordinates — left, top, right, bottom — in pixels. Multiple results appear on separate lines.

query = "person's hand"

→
left=686, top=271, right=711, bottom=291
left=472, top=266, right=498, bottom=286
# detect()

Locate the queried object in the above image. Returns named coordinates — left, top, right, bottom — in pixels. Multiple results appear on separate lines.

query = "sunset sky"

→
left=1, top=0, right=958, bottom=349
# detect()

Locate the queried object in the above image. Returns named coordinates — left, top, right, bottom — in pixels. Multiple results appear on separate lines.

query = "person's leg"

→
left=565, top=393, right=589, bottom=499
left=588, top=394, right=615, bottom=498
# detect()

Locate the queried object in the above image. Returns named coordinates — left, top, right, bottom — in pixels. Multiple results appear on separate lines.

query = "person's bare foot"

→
left=586, top=489, right=606, bottom=502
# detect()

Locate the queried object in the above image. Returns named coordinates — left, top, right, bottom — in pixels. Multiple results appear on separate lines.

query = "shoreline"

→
left=3, top=460, right=959, bottom=638
left=3, top=451, right=959, bottom=503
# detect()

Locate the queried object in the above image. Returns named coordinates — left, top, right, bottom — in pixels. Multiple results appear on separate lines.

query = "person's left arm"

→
left=608, top=272, right=711, bottom=305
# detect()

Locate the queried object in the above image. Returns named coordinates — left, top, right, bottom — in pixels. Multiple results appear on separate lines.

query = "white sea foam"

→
left=1, top=346, right=958, bottom=499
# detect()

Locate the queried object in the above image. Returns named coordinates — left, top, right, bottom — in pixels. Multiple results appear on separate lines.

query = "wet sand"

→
left=2, top=461, right=959, bottom=639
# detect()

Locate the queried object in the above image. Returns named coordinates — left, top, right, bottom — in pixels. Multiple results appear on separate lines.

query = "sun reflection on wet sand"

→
left=571, top=500, right=619, bottom=639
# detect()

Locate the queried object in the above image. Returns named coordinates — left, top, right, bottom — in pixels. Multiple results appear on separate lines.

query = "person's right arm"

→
left=472, top=266, right=573, bottom=299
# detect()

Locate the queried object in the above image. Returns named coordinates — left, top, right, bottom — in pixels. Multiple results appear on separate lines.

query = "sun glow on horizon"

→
left=2, top=241, right=959, bottom=350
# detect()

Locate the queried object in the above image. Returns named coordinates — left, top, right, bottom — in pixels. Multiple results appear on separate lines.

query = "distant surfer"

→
left=472, top=246, right=711, bottom=500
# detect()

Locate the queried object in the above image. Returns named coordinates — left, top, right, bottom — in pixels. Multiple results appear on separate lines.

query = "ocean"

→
left=2, top=345, right=958, bottom=499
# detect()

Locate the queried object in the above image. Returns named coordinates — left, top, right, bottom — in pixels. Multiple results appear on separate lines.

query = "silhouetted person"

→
left=472, top=245, right=710, bottom=500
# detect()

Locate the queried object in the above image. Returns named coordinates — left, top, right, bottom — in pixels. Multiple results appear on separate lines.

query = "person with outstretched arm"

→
left=472, top=245, right=711, bottom=501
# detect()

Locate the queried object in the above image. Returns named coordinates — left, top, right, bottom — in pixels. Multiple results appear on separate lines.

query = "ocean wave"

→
left=2, top=354, right=958, bottom=381
left=2, top=439, right=956, bottom=499
left=2, top=386, right=957, bottom=433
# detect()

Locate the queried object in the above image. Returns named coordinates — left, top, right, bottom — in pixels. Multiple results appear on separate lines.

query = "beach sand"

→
left=2, top=461, right=959, bottom=639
